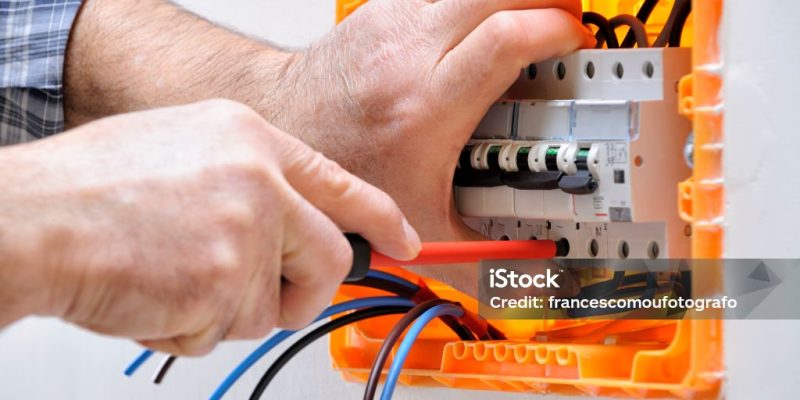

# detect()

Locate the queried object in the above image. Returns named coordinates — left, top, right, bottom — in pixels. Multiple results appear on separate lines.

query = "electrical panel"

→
left=330, top=1, right=723, bottom=399
left=456, top=48, right=692, bottom=260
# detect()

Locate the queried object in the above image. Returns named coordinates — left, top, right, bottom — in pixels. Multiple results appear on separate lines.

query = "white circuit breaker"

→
left=456, top=48, right=692, bottom=259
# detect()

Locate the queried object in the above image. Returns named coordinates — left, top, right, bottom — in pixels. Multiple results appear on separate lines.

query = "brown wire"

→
left=653, top=0, right=690, bottom=47
left=609, top=14, right=650, bottom=48
left=363, top=299, right=456, bottom=400
left=621, top=0, right=658, bottom=48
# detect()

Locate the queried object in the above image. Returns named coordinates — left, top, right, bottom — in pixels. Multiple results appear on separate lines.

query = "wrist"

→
left=252, top=48, right=305, bottom=130
left=0, top=146, right=65, bottom=324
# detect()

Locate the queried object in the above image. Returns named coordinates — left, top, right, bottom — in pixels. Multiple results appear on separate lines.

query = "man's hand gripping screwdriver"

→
left=344, top=234, right=570, bottom=282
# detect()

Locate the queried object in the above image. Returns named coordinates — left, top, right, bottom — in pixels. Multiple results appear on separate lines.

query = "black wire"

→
left=345, top=277, right=474, bottom=340
left=668, top=0, right=692, bottom=47
left=582, top=12, right=618, bottom=49
left=344, top=276, right=417, bottom=298
left=576, top=271, right=626, bottom=299
left=148, top=274, right=417, bottom=385
left=566, top=273, right=687, bottom=318
left=609, top=14, right=650, bottom=48
left=249, top=305, right=413, bottom=400
left=152, top=355, right=176, bottom=384
left=621, top=0, right=659, bottom=48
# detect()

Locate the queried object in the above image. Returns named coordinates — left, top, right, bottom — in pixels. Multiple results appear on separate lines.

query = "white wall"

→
left=722, top=0, right=800, bottom=398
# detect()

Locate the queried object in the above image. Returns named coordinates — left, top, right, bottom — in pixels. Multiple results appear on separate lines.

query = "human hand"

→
left=0, top=99, right=419, bottom=355
left=269, top=0, right=593, bottom=292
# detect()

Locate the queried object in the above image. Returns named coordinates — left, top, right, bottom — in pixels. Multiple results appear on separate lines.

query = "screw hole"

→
left=617, top=241, right=630, bottom=259
left=643, top=61, right=655, bottom=79
left=647, top=241, right=660, bottom=259
left=585, top=61, right=595, bottom=79
left=555, top=61, right=567, bottom=80
left=588, top=239, right=600, bottom=258
left=527, top=64, right=538, bottom=80
left=575, top=223, right=581, bottom=230
left=613, top=62, right=625, bottom=79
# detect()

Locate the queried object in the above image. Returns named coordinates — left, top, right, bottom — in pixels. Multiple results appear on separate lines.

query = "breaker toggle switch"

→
left=557, top=145, right=598, bottom=194
left=454, top=168, right=504, bottom=187
left=503, top=171, right=564, bottom=190
left=454, top=145, right=504, bottom=187
left=558, top=170, right=598, bottom=194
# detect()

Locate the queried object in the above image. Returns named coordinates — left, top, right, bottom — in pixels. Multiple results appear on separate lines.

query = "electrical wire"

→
left=363, top=299, right=470, bottom=400
left=668, top=0, right=692, bottom=47
left=564, top=272, right=697, bottom=318
left=379, top=304, right=465, bottom=400
left=582, top=11, right=618, bottom=49
left=124, top=349, right=154, bottom=376
left=348, top=272, right=476, bottom=343
left=621, top=0, right=658, bottom=48
left=609, top=14, right=650, bottom=48
left=125, top=270, right=419, bottom=385
left=209, top=296, right=415, bottom=400
left=152, top=355, right=176, bottom=384
left=347, top=276, right=417, bottom=298
left=365, top=270, right=419, bottom=293
left=653, top=0, right=690, bottom=47
left=248, top=305, right=413, bottom=400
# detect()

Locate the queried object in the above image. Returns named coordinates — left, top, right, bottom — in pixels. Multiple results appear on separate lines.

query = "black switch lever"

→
left=502, top=171, right=563, bottom=190
left=558, top=171, right=598, bottom=195
left=453, top=168, right=504, bottom=188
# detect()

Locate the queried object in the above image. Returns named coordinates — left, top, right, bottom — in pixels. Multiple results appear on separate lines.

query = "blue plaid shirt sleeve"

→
left=1, top=0, right=82, bottom=145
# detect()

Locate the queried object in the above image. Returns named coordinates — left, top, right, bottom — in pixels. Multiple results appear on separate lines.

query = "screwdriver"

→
left=345, top=234, right=570, bottom=282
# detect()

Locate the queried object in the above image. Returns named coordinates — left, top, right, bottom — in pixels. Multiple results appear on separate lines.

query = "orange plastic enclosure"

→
left=331, top=1, right=723, bottom=398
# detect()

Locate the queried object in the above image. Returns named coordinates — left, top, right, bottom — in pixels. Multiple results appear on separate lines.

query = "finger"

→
left=430, top=0, right=583, bottom=48
left=278, top=135, right=421, bottom=261
left=277, top=189, right=353, bottom=329
left=435, top=8, right=595, bottom=105
left=138, top=321, right=222, bottom=357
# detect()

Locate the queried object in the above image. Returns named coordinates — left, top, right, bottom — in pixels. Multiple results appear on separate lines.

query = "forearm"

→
left=64, top=0, right=295, bottom=127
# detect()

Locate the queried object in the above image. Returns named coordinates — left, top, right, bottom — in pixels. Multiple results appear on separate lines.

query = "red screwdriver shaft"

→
left=369, top=239, right=569, bottom=267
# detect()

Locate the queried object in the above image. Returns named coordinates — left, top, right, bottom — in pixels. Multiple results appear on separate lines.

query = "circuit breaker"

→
left=456, top=48, right=692, bottom=260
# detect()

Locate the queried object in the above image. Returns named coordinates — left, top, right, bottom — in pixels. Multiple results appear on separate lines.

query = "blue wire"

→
left=380, top=304, right=464, bottom=400
left=123, top=271, right=415, bottom=378
left=124, top=349, right=154, bottom=376
left=209, top=296, right=416, bottom=400
left=366, top=270, right=419, bottom=292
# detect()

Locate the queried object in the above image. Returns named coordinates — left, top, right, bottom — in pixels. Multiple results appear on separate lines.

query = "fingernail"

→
left=402, top=218, right=422, bottom=258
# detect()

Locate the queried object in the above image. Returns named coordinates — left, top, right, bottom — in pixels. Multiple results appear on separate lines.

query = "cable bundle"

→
left=582, top=0, right=692, bottom=49
left=124, top=270, right=501, bottom=399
